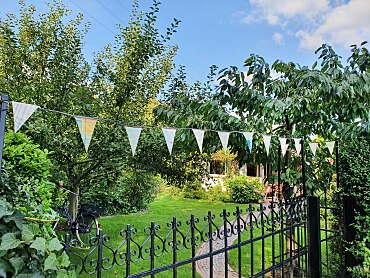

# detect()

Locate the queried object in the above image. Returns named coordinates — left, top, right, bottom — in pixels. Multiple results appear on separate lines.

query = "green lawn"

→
left=69, top=191, right=246, bottom=277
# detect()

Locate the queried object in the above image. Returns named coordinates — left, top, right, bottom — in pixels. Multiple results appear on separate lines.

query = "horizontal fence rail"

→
left=60, top=196, right=308, bottom=277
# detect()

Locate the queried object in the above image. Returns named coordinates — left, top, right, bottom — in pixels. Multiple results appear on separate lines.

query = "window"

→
left=210, top=160, right=225, bottom=175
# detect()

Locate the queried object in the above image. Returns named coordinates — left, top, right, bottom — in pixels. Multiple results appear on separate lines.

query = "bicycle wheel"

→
left=76, top=215, right=99, bottom=246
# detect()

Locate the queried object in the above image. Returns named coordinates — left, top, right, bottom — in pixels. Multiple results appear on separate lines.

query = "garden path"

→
left=196, top=202, right=271, bottom=278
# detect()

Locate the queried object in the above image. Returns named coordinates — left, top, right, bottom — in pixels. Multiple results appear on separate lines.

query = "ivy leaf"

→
left=47, top=238, right=63, bottom=252
left=4, top=210, right=24, bottom=230
left=21, top=223, right=39, bottom=241
left=0, top=233, right=20, bottom=250
left=44, top=253, right=58, bottom=271
left=0, top=258, right=13, bottom=276
left=56, top=269, right=69, bottom=278
left=57, top=252, right=70, bottom=268
left=30, top=237, right=46, bottom=252
left=0, top=204, right=12, bottom=219
left=9, top=256, right=24, bottom=275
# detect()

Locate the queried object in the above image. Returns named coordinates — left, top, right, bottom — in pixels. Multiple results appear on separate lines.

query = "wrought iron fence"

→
left=61, top=196, right=308, bottom=277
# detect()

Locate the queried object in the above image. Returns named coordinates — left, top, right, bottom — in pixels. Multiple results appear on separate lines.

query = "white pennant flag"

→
left=217, top=131, right=230, bottom=154
left=242, top=132, right=253, bottom=153
left=75, top=117, right=97, bottom=152
left=192, top=129, right=205, bottom=153
left=309, top=142, right=318, bottom=156
left=326, top=141, right=335, bottom=155
left=294, top=138, right=301, bottom=156
left=263, top=135, right=271, bottom=156
left=125, top=127, right=142, bottom=156
left=162, top=128, right=176, bottom=155
left=279, top=137, right=288, bottom=156
left=12, top=102, right=39, bottom=132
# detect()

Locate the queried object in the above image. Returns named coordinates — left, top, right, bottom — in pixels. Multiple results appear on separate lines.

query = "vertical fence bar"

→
left=208, top=211, right=213, bottom=278
left=191, top=214, right=196, bottom=278
left=0, top=95, right=9, bottom=175
left=279, top=201, right=285, bottom=275
left=223, top=209, right=228, bottom=278
left=126, top=224, right=131, bottom=277
left=172, top=217, right=177, bottom=278
left=260, top=203, right=265, bottom=275
left=150, top=221, right=155, bottom=278
left=236, top=207, right=242, bottom=278
left=97, top=228, right=103, bottom=278
left=277, top=144, right=281, bottom=201
left=308, top=196, right=322, bottom=278
left=249, top=204, right=254, bottom=276
left=301, top=137, right=306, bottom=197
left=271, top=201, right=276, bottom=278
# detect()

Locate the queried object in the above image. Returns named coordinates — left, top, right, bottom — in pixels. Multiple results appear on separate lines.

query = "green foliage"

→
left=225, top=176, right=264, bottom=204
left=0, top=198, right=74, bottom=277
left=182, top=180, right=206, bottom=199
left=83, top=170, right=161, bottom=215
left=0, top=131, right=55, bottom=217
left=206, top=183, right=231, bottom=202
left=0, top=0, right=179, bottom=215
left=340, top=133, right=370, bottom=276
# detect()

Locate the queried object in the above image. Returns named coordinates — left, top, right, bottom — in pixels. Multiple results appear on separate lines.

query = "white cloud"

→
left=296, top=0, right=370, bottom=50
left=243, top=0, right=329, bottom=26
left=242, top=0, right=370, bottom=50
left=273, top=32, right=284, bottom=45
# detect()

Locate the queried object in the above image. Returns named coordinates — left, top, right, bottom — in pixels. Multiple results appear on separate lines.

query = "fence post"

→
left=307, top=196, right=322, bottom=278
left=0, top=95, right=9, bottom=175
left=97, top=228, right=103, bottom=278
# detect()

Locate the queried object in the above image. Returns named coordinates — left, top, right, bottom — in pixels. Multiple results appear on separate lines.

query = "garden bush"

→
left=83, top=170, right=161, bottom=215
left=225, top=176, right=264, bottom=204
left=0, top=198, right=73, bottom=277
left=182, top=180, right=207, bottom=199
left=0, top=131, right=55, bottom=217
left=206, top=182, right=231, bottom=202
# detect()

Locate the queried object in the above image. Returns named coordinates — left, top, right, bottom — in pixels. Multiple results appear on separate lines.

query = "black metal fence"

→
left=61, top=196, right=312, bottom=277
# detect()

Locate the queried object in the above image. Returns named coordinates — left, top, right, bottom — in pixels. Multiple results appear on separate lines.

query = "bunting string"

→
left=9, top=101, right=338, bottom=156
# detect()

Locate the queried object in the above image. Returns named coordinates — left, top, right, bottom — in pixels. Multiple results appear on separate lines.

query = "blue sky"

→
left=1, top=0, right=369, bottom=84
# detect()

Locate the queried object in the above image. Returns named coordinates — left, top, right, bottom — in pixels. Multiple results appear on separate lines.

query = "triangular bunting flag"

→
left=12, top=102, right=39, bottom=132
left=279, top=138, right=288, bottom=156
left=75, top=117, right=97, bottom=152
left=125, top=126, right=142, bottom=156
left=326, top=141, right=335, bottom=155
left=263, top=135, right=271, bottom=156
left=294, top=138, right=301, bottom=156
left=162, top=128, right=176, bottom=155
left=192, top=129, right=205, bottom=153
left=217, top=131, right=230, bottom=154
left=242, top=132, right=253, bottom=153
left=309, top=142, right=318, bottom=156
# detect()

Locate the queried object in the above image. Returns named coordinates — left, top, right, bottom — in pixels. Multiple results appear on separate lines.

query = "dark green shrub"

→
left=340, top=133, right=370, bottom=276
left=225, top=176, right=264, bottom=204
left=83, top=170, right=161, bottom=215
left=182, top=180, right=206, bottom=199
left=0, top=131, right=55, bottom=217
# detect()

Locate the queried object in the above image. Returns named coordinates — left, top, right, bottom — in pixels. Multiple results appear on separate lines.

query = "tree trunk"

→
left=68, top=187, right=79, bottom=221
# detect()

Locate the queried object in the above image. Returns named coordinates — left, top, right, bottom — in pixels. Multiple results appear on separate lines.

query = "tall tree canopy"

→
left=0, top=0, right=180, bottom=198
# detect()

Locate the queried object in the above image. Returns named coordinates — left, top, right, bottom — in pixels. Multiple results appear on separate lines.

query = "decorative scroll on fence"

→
left=61, top=197, right=308, bottom=277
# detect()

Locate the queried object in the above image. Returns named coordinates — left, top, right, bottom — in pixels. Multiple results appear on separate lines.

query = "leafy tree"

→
left=0, top=0, right=180, bottom=216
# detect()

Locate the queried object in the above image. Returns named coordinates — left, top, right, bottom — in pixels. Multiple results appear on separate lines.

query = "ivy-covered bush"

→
left=83, top=170, right=161, bottom=215
left=340, top=133, right=370, bottom=276
left=0, top=131, right=55, bottom=217
left=225, top=176, right=264, bottom=204
left=0, top=198, right=74, bottom=277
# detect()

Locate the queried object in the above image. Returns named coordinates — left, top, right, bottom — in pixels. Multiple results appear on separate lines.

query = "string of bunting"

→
left=11, top=101, right=336, bottom=157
